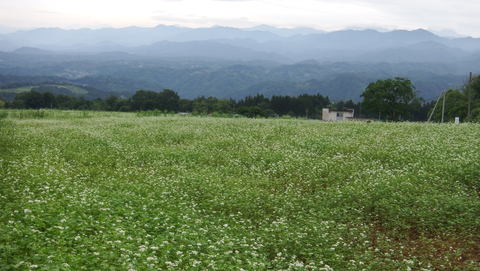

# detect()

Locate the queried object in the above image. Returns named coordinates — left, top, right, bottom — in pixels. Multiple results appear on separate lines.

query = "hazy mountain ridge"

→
left=2, top=26, right=480, bottom=63
left=2, top=25, right=480, bottom=55
left=131, top=40, right=286, bottom=61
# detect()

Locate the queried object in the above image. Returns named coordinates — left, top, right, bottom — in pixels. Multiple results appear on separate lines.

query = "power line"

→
left=427, top=91, right=444, bottom=122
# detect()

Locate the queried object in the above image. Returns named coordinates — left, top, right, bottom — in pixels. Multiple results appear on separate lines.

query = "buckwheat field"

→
left=1, top=110, right=479, bottom=271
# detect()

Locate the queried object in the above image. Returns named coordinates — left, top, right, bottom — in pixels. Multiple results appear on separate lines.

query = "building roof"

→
left=325, top=108, right=354, bottom=113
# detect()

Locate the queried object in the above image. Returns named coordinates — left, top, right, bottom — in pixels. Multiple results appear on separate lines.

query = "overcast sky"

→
left=0, top=0, right=479, bottom=37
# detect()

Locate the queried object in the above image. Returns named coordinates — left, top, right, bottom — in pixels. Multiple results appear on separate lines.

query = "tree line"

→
left=3, top=89, right=335, bottom=118
left=427, top=75, right=480, bottom=122
left=3, top=76, right=480, bottom=121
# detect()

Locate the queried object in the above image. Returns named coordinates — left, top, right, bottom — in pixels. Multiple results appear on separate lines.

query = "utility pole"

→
left=441, top=91, right=446, bottom=123
left=467, top=72, right=473, bottom=120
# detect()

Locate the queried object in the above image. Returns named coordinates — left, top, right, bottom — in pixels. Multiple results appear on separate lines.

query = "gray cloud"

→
left=152, top=13, right=254, bottom=27
left=0, top=0, right=479, bottom=37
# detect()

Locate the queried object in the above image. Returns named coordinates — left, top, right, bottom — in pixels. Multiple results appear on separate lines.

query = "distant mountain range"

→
left=1, top=25, right=479, bottom=60
left=0, top=25, right=478, bottom=101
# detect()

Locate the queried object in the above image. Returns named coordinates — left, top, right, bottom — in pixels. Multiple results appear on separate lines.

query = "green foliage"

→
left=131, top=89, right=180, bottom=111
left=236, top=106, right=271, bottom=118
left=3, top=88, right=439, bottom=121
left=7, top=90, right=334, bottom=119
left=191, top=96, right=234, bottom=114
left=465, top=75, right=480, bottom=122
left=1, top=113, right=479, bottom=270
left=426, top=75, right=480, bottom=123
left=472, top=106, right=480, bottom=122
left=430, top=89, right=468, bottom=122
left=361, top=77, right=418, bottom=121
left=469, top=75, right=480, bottom=99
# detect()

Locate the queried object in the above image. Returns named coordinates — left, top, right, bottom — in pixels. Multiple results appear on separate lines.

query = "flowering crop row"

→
left=0, top=110, right=479, bottom=270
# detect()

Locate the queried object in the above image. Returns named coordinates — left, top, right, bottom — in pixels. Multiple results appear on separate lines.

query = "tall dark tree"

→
left=179, top=99, right=193, bottom=112
left=465, top=75, right=480, bottom=121
left=237, top=94, right=270, bottom=109
left=469, top=75, right=480, bottom=98
left=158, top=89, right=180, bottom=112
left=130, top=90, right=159, bottom=111
left=12, top=91, right=44, bottom=109
left=361, top=77, right=417, bottom=121
left=130, top=89, right=180, bottom=112
left=104, top=95, right=120, bottom=111
left=42, top=92, right=57, bottom=108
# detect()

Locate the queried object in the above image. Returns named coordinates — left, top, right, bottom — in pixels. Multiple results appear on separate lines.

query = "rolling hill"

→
left=0, top=82, right=113, bottom=101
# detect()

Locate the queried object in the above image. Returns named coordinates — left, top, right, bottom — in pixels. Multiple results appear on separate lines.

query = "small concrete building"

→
left=322, top=108, right=354, bottom=121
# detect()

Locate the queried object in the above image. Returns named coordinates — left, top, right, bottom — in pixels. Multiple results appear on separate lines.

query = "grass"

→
left=0, top=84, right=89, bottom=95
left=0, top=86, right=35, bottom=93
left=55, top=85, right=89, bottom=95
left=1, top=110, right=479, bottom=270
left=0, top=109, right=132, bottom=119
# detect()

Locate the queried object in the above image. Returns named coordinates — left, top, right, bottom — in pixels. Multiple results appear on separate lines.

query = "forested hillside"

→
left=0, top=58, right=470, bottom=101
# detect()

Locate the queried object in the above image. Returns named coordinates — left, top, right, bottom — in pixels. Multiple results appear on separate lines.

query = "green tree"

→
left=430, top=89, right=467, bottom=122
left=104, top=95, right=120, bottom=111
left=12, top=91, right=44, bottom=109
left=130, top=89, right=180, bottom=112
left=469, top=75, right=480, bottom=98
left=157, top=89, right=180, bottom=112
left=361, top=77, right=417, bottom=121
left=465, top=75, right=480, bottom=121
left=130, top=90, right=159, bottom=111
left=179, top=99, right=193, bottom=112
left=42, top=92, right=57, bottom=108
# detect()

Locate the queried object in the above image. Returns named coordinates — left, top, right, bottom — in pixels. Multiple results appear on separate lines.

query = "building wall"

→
left=322, top=108, right=354, bottom=121
left=322, top=108, right=330, bottom=121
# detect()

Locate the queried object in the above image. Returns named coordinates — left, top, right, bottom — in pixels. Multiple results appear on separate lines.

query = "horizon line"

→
left=0, top=24, right=472, bottom=39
